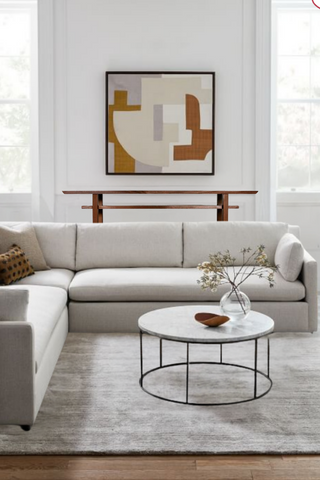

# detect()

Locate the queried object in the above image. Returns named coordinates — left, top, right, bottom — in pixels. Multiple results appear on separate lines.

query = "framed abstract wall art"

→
left=106, top=72, right=215, bottom=175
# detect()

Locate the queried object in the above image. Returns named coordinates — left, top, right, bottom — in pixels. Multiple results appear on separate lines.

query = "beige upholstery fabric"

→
left=275, top=233, right=304, bottom=281
left=33, top=223, right=76, bottom=270
left=34, top=308, right=68, bottom=418
left=0, top=224, right=49, bottom=271
left=76, top=222, right=183, bottom=270
left=69, top=300, right=309, bottom=333
left=0, top=288, right=29, bottom=322
left=183, top=222, right=288, bottom=267
left=0, top=307, right=68, bottom=426
left=15, top=268, right=74, bottom=291
left=0, top=222, right=77, bottom=270
left=0, top=220, right=315, bottom=429
left=7, top=285, right=67, bottom=372
left=0, top=321, right=34, bottom=425
left=69, top=267, right=305, bottom=303
left=301, top=250, right=318, bottom=332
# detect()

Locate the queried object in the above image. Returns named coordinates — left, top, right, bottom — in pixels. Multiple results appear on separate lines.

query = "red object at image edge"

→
left=312, top=0, right=320, bottom=9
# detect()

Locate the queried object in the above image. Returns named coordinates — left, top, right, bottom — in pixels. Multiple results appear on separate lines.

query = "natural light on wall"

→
left=0, top=1, right=37, bottom=194
left=273, top=0, right=320, bottom=192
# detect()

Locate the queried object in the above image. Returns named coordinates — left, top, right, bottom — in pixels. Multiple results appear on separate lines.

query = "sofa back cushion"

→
left=0, top=223, right=49, bottom=270
left=0, top=222, right=77, bottom=270
left=32, top=223, right=76, bottom=270
left=76, top=222, right=183, bottom=270
left=275, top=233, right=304, bottom=282
left=183, top=221, right=288, bottom=267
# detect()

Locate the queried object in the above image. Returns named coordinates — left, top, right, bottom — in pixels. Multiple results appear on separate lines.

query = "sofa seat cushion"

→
left=14, top=269, right=74, bottom=291
left=6, top=285, right=67, bottom=372
left=69, top=268, right=305, bottom=302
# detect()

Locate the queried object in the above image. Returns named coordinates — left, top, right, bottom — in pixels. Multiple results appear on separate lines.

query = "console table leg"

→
left=217, top=193, right=229, bottom=221
left=92, top=194, right=104, bottom=223
left=220, top=344, right=223, bottom=363
left=254, top=338, right=258, bottom=398
left=186, top=343, right=190, bottom=404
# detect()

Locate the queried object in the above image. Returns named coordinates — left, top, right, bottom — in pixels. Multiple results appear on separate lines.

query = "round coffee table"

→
left=138, top=305, right=274, bottom=406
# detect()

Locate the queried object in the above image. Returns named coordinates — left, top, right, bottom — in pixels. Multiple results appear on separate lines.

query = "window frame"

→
left=0, top=0, right=38, bottom=196
left=272, top=0, right=320, bottom=200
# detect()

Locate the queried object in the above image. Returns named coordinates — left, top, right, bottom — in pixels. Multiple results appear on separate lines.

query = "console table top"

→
left=63, top=190, right=258, bottom=195
left=62, top=190, right=258, bottom=223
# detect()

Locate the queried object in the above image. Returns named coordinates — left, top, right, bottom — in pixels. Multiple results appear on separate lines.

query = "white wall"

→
left=1, top=0, right=271, bottom=224
left=53, top=0, right=258, bottom=223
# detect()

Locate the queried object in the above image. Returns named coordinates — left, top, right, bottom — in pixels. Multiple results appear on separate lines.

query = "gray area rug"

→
left=1, top=320, right=320, bottom=454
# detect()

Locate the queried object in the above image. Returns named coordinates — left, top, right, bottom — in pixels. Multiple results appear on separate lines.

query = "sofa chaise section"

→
left=0, top=285, right=68, bottom=427
left=15, top=269, right=74, bottom=291
left=0, top=222, right=76, bottom=428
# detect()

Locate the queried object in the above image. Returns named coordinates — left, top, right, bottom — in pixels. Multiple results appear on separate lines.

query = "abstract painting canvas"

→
left=106, top=72, right=215, bottom=175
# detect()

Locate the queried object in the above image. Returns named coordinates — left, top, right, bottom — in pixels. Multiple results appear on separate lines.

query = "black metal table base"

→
left=139, top=331, right=272, bottom=406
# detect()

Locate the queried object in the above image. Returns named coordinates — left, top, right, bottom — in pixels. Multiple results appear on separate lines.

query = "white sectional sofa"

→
left=0, top=221, right=317, bottom=429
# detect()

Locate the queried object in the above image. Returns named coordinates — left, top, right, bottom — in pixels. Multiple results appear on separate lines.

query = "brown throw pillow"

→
left=0, top=245, right=34, bottom=285
left=0, top=224, right=49, bottom=271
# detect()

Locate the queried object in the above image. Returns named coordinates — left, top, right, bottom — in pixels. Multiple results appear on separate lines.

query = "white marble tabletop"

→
left=138, top=306, right=274, bottom=344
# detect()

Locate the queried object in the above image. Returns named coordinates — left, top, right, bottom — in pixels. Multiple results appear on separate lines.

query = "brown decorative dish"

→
left=194, top=312, right=230, bottom=327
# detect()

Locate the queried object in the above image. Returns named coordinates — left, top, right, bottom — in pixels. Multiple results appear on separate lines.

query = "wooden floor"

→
left=1, top=456, right=320, bottom=480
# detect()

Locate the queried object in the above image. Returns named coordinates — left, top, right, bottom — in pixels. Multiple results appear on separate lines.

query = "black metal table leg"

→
left=267, top=337, right=270, bottom=378
left=254, top=338, right=258, bottom=398
left=140, top=330, right=144, bottom=387
left=139, top=334, right=273, bottom=406
left=186, top=343, right=190, bottom=404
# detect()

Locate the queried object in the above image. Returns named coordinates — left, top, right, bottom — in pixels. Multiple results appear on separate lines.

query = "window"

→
left=273, top=1, right=320, bottom=191
left=0, top=1, right=37, bottom=193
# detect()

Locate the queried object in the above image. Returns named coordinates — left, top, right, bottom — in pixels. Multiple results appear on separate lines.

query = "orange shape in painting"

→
left=174, top=94, right=212, bottom=161
left=109, top=91, right=141, bottom=173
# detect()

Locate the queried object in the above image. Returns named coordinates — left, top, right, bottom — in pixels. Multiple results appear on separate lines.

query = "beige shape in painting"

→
left=200, top=104, right=213, bottom=129
left=163, top=104, right=192, bottom=146
left=114, top=110, right=178, bottom=167
left=162, top=73, right=213, bottom=91
left=141, top=77, right=212, bottom=106
left=113, top=76, right=212, bottom=167
left=200, top=75, right=213, bottom=90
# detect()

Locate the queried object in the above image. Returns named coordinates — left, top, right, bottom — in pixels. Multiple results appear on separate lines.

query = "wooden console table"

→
left=62, top=190, right=258, bottom=223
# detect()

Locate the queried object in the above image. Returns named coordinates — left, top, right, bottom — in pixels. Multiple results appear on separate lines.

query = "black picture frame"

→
left=106, top=71, right=215, bottom=175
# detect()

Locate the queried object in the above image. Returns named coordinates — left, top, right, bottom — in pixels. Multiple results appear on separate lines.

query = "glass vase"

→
left=220, top=286, right=251, bottom=321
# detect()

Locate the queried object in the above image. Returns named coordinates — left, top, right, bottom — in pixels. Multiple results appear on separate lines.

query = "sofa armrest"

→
left=300, top=250, right=318, bottom=332
left=0, top=322, right=35, bottom=426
